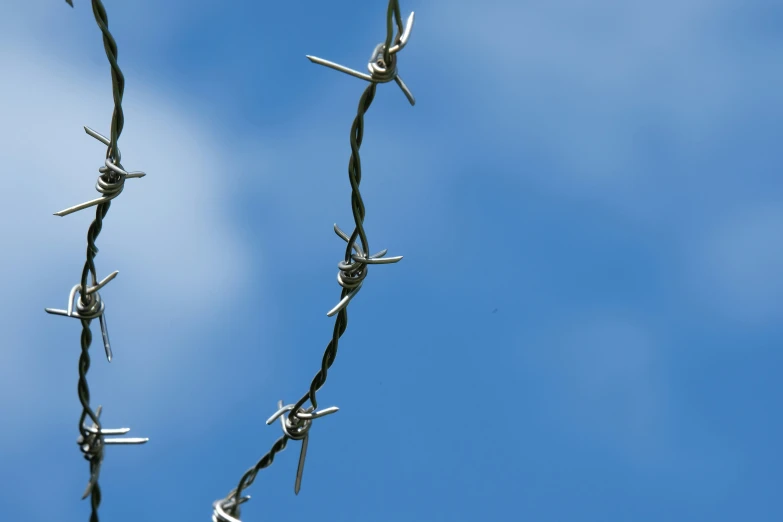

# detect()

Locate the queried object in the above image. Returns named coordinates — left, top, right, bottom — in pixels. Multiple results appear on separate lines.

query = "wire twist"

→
left=293, top=83, right=379, bottom=417
left=48, top=3, right=148, bottom=521
left=76, top=7, right=122, bottom=516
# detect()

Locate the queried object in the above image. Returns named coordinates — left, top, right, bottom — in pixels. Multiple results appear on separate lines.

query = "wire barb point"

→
left=265, top=400, right=338, bottom=495
left=45, top=275, right=119, bottom=363
left=326, top=223, right=402, bottom=316
left=53, top=127, right=146, bottom=217
left=306, top=9, right=416, bottom=105
left=77, top=406, right=148, bottom=499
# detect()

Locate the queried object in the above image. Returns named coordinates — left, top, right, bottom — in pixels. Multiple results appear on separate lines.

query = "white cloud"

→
left=424, top=0, right=781, bottom=205
left=425, top=0, right=783, bottom=324
left=683, top=204, right=783, bottom=324
left=0, top=43, right=259, bottom=433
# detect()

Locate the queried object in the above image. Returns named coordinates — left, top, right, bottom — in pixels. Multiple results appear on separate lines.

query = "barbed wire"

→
left=45, top=2, right=148, bottom=521
left=212, top=1, right=416, bottom=521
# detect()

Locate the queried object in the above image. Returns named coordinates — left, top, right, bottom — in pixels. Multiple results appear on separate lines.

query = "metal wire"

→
left=212, top=2, right=416, bottom=520
left=46, top=2, right=148, bottom=521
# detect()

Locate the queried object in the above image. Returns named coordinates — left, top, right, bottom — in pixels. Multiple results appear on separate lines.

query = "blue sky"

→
left=1, top=0, right=782, bottom=520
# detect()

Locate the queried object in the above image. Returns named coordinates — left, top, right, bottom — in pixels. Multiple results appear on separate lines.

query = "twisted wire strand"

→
left=295, top=83, right=377, bottom=415
left=76, top=203, right=109, bottom=522
left=65, top=0, right=125, bottom=163
left=78, top=318, right=102, bottom=522
left=91, top=0, right=125, bottom=163
left=78, top=0, right=126, bottom=299
left=222, top=81, right=380, bottom=522
left=90, top=484, right=102, bottom=522
left=68, top=2, right=127, bottom=520
left=382, top=0, right=404, bottom=65
left=216, top=3, right=412, bottom=519
left=217, top=436, right=289, bottom=520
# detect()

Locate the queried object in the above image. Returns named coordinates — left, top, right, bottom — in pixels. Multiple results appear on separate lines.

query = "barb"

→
left=266, top=401, right=339, bottom=495
left=78, top=406, right=149, bottom=501
left=213, top=2, right=415, bottom=520
left=306, top=1, right=416, bottom=105
left=54, top=128, right=146, bottom=217
left=47, top=2, right=147, bottom=520
left=45, top=275, right=118, bottom=362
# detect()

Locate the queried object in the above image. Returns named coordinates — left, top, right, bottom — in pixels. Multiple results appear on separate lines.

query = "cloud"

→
left=423, top=0, right=782, bottom=211
left=0, top=42, right=257, bottom=433
left=683, top=204, right=783, bottom=325
left=422, top=0, right=783, bottom=324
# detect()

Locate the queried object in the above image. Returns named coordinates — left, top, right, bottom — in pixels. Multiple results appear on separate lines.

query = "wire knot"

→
left=76, top=406, right=148, bottom=499
left=95, top=159, right=126, bottom=198
left=265, top=400, right=339, bottom=495
left=266, top=401, right=339, bottom=441
left=326, top=224, right=403, bottom=317
left=45, top=271, right=120, bottom=362
left=53, top=126, right=145, bottom=217
left=77, top=428, right=104, bottom=463
left=212, top=496, right=250, bottom=522
left=367, top=42, right=399, bottom=84
left=74, top=287, right=105, bottom=320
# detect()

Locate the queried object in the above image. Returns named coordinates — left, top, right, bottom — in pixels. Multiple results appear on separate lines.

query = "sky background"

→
left=1, top=0, right=782, bottom=520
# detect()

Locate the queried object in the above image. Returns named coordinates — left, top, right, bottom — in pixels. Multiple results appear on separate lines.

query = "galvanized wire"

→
left=46, top=2, right=148, bottom=521
left=212, top=2, right=416, bottom=520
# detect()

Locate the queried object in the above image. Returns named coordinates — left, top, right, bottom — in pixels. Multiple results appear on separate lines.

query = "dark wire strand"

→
left=215, top=1, right=414, bottom=519
left=224, top=436, right=289, bottom=519
left=90, top=0, right=125, bottom=164
left=79, top=317, right=101, bottom=522
left=298, top=82, right=377, bottom=413
left=383, top=0, right=404, bottom=65
left=223, top=46, right=393, bottom=520
left=66, top=0, right=125, bottom=162
left=69, top=2, right=127, bottom=520
left=225, top=80, right=379, bottom=522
